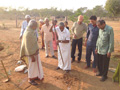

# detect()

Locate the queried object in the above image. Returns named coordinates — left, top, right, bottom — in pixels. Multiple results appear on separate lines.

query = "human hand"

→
left=31, top=56, right=35, bottom=62
left=95, top=49, right=98, bottom=54
left=73, top=34, right=77, bottom=39
left=107, top=53, right=111, bottom=58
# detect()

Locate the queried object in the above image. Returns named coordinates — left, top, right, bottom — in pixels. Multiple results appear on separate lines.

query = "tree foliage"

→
left=0, top=2, right=119, bottom=21
left=105, top=0, right=120, bottom=16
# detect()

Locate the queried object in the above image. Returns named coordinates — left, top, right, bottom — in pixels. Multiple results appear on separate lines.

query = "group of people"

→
left=20, top=14, right=114, bottom=85
left=71, top=15, right=114, bottom=82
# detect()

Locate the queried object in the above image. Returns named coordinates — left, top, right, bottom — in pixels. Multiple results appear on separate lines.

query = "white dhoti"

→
left=55, top=27, right=71, bottom=71
left=28, top=54, right=44, bottom=80
left=58, top=43, right=71, bottom=70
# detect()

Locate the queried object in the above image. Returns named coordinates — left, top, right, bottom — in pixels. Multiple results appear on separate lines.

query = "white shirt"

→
left=20, top=20, right=38, bottom=38
left=55, top=27, right=70, bottom=41
left=41, top=24, right=53, bottom=41
left=55, top=27, right=71, bottom=70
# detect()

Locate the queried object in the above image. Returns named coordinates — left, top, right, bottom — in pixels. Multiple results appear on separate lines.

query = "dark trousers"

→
left=97, top=54, right=110, bottom=77
left=86, top=46, right=96, bottom=68
left=71, top=38, right=83, bottom=61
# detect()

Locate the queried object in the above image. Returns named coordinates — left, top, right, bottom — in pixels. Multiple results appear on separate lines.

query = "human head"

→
left=97, top=20, right=106, bottom=30
left=90, top=15, right=97, bottom=25
left=25, top=15, right=31, bottom=22
left=54, top=20, right=57, bottom=25
left=52, top=19, right=57, bottom=26
left=44, top=18, right=49, bottom=26
left=59, top=22, right=65, bottom=31
left=78, top=15, right=84, bottom=23
left=28, top=20, right=38, bottom=30
left=64, top=21, right=68, bottom=27
left=39, top=19, right=44, bottom=25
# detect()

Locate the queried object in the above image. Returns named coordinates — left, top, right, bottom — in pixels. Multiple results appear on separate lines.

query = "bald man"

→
left=71, top=15, right=87, bottom=63
left=41, top=18, right=56, bottom=58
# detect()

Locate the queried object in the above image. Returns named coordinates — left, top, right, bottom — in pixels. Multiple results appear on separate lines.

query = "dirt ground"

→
left=0, top=20, right=120, bottom=90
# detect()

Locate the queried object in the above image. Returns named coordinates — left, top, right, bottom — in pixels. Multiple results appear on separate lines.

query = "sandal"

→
left=28, top=80, right=38, bottom=85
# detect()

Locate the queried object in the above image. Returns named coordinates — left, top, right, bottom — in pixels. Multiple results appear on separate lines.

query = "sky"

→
left=0, top=0, right=107, bottom=10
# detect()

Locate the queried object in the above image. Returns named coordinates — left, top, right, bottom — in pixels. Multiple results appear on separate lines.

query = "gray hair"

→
left=44, top=18, right=49, bottom=21
left=39, top=19, right=44, bottom=22
left=25, top=15, right=31, bottom=19
left=97, top=20, right=106, bottom=25
left=28, top=20, right=37, bottom=28
left=59, top=22, right=65, bottom=27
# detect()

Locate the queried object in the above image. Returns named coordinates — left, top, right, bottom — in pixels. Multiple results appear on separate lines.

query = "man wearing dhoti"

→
left=20, top=20, right=44, bottom=85
left=54, top=22, right=71, bottom=73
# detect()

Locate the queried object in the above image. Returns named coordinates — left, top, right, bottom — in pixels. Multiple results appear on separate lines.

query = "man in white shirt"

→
left=41, top=18, right=56, bottom=58
left=55, top=22, right=71, bottom=73
left=20, top=15, right=38, bottom=40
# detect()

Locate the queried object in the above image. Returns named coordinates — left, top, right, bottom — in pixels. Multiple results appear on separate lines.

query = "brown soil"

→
left=0, top=20, right=120, bottom=90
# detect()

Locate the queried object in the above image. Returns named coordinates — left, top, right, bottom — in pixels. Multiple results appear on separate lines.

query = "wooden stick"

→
left=53, top=25, right=64, bottom=66
left=0, top=60, right=10, bottom=80
left=58, top=44, right=64, bottom=66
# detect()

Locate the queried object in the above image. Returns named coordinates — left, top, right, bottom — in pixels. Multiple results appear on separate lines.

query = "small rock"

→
left=24, top=69, right=28, bottom=74
left=15, top=65, right=27, bottom=72
left=17, top=60, right=23, bottom=65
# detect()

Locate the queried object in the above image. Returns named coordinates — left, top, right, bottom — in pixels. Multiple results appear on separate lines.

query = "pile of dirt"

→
left=0, top=43, right=4, bottom=51
left=55, top=73, right=79, bottom=87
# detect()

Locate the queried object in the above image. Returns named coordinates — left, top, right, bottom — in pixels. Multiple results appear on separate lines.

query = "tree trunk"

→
left=16, top=16, right=17, bottom=28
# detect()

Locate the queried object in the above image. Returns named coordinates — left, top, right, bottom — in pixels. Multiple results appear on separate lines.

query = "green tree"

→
left=92, top=5, right=108, bottom=17
left=85, top=10, right=93, bottom=17
left=105, top=0, right=120, bottom=17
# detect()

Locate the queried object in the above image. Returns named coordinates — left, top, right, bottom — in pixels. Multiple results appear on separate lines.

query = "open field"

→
left=0, top=20, right=120, bottom=90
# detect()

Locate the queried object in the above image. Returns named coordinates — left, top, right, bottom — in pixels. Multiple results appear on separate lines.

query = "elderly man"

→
left=84, top=16, right=99, bottom=73
left=41, top=18, right=56, bottom=58
left=20, top=20, right=44, bottom=85
left=20, top=15, right=38, bottom=40
left=95, top=20, right=114, bottom=82
left=39, top=19, right=45, bottom=49
left=71, top=15, right=87, bottom=63
left=54, top=22, right=71, bottom=73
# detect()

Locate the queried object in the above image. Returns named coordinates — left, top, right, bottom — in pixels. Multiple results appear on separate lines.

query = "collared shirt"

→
left=20, top=20, right=38, bottom=38
left=96, top=25, right=114, bottom=55
left=41, top=24, right=53, bottom=41
left=56, top=27, right=70, bottom=41
left=56, top=27, right=71, bottom=70
left=55, top=27, right=70, bottom=50
left=86, top=24, right=99, bottom=47
left=71, top=22, right=87, bottom=39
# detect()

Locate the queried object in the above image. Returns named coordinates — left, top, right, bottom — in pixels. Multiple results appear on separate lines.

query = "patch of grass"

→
left=111, top=55, right=120, bottom=62
left=0, top=46, right=4, bottom=51
left=0, top=72, right=6, bottom=78
left=0, top=23, right=9, bottom=30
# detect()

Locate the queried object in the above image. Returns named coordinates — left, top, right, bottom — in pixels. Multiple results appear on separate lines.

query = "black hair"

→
left=90, top=15, right=97, bottom=20
left=54, top=20, right=57, bottom=23
left=64, top=21, right=68, bottom=24
left=97, top=20, right=106, bottom=25
left=59, top=22, right=64, bottom=26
